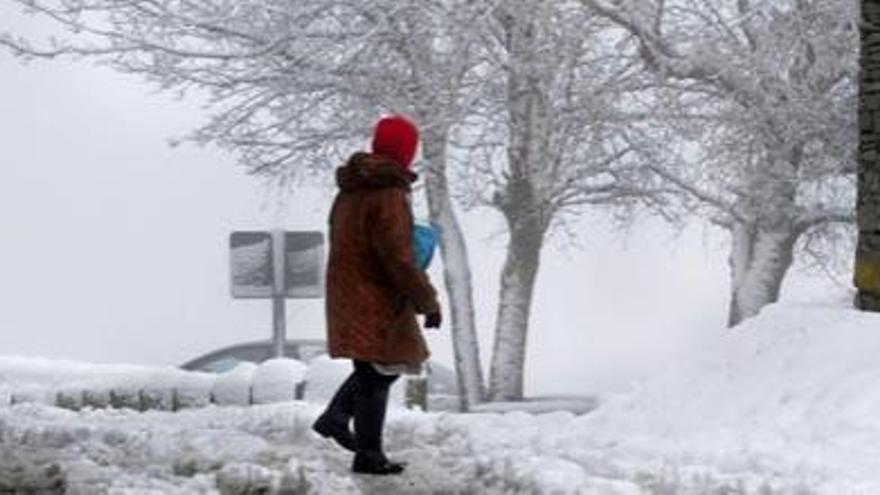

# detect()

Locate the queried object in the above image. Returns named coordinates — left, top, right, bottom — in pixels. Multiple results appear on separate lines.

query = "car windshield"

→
left=202, top=357, right=247, bottom=373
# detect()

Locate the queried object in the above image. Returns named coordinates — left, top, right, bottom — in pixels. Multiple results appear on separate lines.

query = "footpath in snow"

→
left=3, top=299, right=880, bottom=493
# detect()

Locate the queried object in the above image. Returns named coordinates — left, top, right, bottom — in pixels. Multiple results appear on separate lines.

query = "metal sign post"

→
left=271, top=230, right=286, bottom=358
left=230, top=230, right=325, bottom=359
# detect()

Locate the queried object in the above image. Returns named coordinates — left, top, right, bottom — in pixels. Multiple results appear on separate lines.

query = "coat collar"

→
left=336, top=152, right=417, bottom=192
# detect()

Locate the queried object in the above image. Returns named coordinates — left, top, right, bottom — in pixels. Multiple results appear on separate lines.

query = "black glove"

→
left=425, top=311, right=442, bottom=329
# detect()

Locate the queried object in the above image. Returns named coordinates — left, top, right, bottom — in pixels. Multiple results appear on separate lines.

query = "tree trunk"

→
left=488, top=213, right=544, bottom=401
left=855, top=0, right=880, bottom=311
left=727, top=223, right=797, bottom=327
left=421, top=130, right=486, bottom=410
left=487, top=5, right=552, bottom=401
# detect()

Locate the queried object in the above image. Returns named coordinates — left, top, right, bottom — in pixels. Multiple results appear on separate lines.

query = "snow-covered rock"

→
left=251, top=358, right=307, bottom=404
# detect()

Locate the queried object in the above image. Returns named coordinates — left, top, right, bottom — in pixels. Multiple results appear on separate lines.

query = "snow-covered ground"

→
left=3, top=299, right=880, bottom=493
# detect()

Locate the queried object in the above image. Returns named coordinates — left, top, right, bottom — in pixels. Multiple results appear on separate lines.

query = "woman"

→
left=312, top=115, right=442, bottom=475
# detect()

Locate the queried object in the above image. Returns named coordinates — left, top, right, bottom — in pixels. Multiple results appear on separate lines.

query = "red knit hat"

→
left=371, top=115, right=419, bottom=169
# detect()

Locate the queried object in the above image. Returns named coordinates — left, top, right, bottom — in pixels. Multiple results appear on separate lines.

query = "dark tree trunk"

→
left=856, top=0, right=880, bottom=311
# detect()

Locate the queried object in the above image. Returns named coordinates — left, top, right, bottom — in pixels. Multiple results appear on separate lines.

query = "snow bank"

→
left=470, top=396, right=598, bottom=415
left=575, top=300, right=880, bottom=493
left=3, top=300, right=880, bottom=492
left=0, top=357, right=216, bottom=408
left=0, top=356, right=313, bottom=409
left=0, top=355, right=415, bottom=410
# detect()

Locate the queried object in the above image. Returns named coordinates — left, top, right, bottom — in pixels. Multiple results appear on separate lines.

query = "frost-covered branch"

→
left=796, top=208, right=856, bottom=234
left=2, top=0, right=501, bottom=408
left=581, top=0, right=858, bottom=325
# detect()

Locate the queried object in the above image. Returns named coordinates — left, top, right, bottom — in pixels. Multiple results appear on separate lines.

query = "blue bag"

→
left=413, top=222, right=440, bottom=270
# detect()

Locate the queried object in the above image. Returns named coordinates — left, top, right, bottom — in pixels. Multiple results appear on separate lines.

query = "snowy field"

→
left=3, top=299, right=880, bottom=494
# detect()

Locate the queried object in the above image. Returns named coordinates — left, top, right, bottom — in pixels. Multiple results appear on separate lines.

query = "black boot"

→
left=312, top=372, right=358, bottom=452
left=312, top=414, right=356, bottom=452
left=351, top=361, right=404, bottom=475
left=352, top=450, right=405, bottom=475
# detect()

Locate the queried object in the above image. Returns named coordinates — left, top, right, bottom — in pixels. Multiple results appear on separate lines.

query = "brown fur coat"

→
left=324, top=152, right=440, bottom=365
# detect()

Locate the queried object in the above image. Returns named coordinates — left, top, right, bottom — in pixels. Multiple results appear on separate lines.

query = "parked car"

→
left=180, top=339, right=326, bottom=373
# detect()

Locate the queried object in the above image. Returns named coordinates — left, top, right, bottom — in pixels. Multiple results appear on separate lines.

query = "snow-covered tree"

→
left=0, top=0, right=490, bottom=408
left=584, top=0, right=858, bottom=326
left=856, top=0, right=880, bottom=311
left=1, top=0, right=693, bottom=404
left=459, top=1, right=659, bottom=400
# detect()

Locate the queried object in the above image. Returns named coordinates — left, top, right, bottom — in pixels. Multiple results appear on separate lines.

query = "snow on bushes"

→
left=0, top=354, right=426, bottom=412
left=211, top=362, right=258, bottom=406
left=301, top=355, right=350, bottom=404
left=302, top=355, right=407, bottom=407
left=0, top=356, right=305, bottom=409
left=251, top=358, right=307, bottom=404
left=0, top=358, right=217, bottom=410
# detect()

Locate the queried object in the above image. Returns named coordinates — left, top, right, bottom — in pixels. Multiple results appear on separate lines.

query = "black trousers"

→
left=322, top=360, right=399, bottom=453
